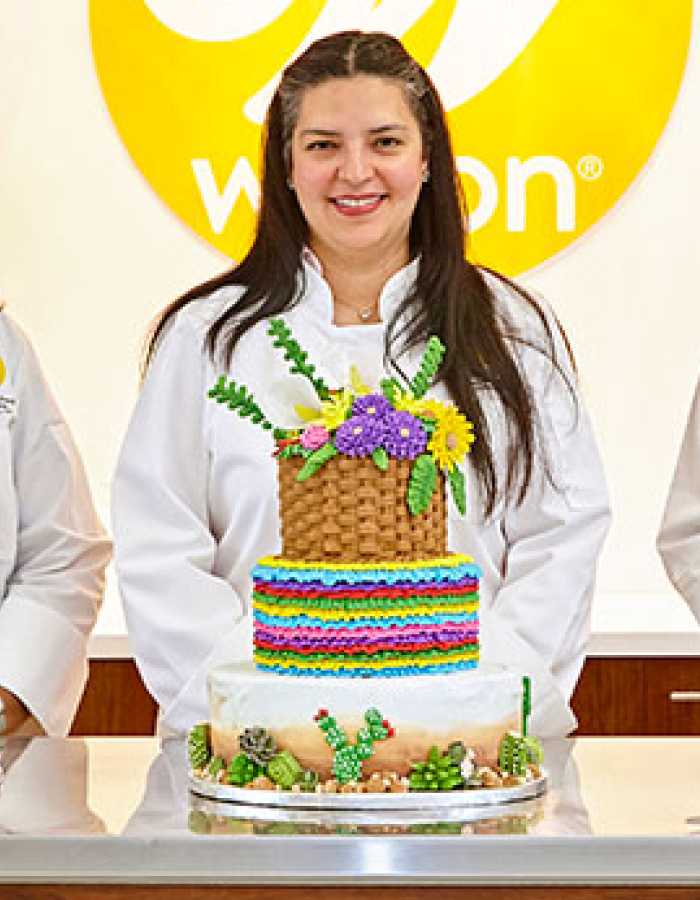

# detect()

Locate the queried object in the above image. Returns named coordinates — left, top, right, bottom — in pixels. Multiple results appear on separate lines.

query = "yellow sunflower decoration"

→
left=425, top=401, right=475, bottom=472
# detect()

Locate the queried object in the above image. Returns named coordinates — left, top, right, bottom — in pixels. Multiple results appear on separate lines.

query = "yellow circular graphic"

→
left=0, top=355, right=5, bottom=387
left=89, top=0, right=692, bottom=276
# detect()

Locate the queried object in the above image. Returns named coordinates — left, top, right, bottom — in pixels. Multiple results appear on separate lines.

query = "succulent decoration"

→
left=209, top=318, right=475, bottom=515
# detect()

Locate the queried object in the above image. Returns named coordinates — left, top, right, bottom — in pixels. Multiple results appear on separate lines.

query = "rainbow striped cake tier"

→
left=251, top=554, right=481, bottom=677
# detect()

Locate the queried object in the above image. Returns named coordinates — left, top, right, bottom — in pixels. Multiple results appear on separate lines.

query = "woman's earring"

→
left=422, top=169, right=430, bottom=184
left=287, top=179, right=295, bottom=191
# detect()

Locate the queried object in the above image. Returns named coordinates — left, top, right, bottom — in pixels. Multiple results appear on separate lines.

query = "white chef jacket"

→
left=657, top=377, right=700, bottom=622
left=112, top=259, right=610, bottom=738
left=0, top=313, right=110, bottom=735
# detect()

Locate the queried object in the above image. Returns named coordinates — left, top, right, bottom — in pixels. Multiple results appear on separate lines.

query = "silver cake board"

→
left=188, top=770, right=547, bottom=813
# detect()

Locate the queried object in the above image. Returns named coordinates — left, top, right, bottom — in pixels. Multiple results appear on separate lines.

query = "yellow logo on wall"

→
left=89, top=0, right=692, bottom=276
left=0, top=355, right=5, bottom=387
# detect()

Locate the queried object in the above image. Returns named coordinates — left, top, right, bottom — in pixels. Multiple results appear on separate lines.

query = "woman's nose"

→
left=337, top=145, right=373, bottom=183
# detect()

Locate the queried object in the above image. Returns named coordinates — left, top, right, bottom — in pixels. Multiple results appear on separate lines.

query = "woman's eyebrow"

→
left=299, top=124, right=409, bottom=137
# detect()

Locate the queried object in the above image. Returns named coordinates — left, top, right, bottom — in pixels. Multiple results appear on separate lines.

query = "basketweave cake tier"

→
left=277, top=455, right=447, bottom=562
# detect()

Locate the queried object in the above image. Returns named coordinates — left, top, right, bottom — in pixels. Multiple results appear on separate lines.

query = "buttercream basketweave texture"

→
left=278, top=455, right=447, bottom=562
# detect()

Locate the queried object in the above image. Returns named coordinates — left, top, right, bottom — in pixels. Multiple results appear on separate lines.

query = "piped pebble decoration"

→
left=314, top=707, right=394, bottom=784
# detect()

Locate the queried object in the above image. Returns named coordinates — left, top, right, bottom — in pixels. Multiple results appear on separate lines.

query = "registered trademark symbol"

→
left=577, top=155, right=604, bottom=180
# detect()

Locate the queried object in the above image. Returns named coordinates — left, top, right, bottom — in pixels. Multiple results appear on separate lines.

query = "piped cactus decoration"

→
left=523, top=675, right=532, bottom=737
left=238, top=727, right=278, bottom=765
left=314, top=707, right=394, bottom=784
left=188, top=723, right=211, bottom=769
left=498, top=731, right=543, bottom=776
left=499, top=733, right=528, bottom=776
left=266, top=750, right=303, bottom=789
left=409, top=745, right=465, bottom=792
left=208, top=317, right=474, bottom=514
left=206, top=756, right=226, bottom=780
left=226, top=753, right=262, bottom=786
left=297, top=769, right=319, bottom=793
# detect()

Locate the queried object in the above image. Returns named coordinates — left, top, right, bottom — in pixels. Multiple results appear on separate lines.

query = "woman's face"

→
left=289, top=74, right=426, bottom=266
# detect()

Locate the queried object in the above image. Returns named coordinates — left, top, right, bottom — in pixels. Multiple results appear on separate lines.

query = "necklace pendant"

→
left=358, top=308, right=373, bottom=322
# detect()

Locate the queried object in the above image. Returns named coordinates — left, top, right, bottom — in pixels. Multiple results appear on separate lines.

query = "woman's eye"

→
left=376, top=136, right=401, bottom=148
left=306, top=140, right=336, bottom=151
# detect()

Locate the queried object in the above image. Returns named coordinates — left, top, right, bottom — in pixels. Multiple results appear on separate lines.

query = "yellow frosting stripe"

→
left=255, top=554, right=474, bottom=572
left=253, top=650, right=479, bottom=671
left=254, top=599, right=478, bottom=620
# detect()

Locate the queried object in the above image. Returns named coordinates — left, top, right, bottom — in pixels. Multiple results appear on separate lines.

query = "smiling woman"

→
left=112, top=31, right=610, bottom=739
left=289, top=75, right=426, bottom=325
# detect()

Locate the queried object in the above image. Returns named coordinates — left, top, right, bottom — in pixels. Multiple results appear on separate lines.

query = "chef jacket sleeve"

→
left=657, top=378, right=700, bottom=622
left=112, top=313, right=251, bottom=735
left=0, top=322, right=110, bottom=735
left=480, top=298, right=611, bottom=738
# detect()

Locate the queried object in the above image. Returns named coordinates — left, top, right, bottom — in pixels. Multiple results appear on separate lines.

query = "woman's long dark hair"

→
left=146, top=31, right=572, bottom=518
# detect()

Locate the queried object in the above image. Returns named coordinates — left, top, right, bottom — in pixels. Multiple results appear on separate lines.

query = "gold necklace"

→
left=334, top=297, right=378, bottom=322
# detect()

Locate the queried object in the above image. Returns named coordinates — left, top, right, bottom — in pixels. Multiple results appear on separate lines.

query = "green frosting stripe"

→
left=254, top=644, right=479, bottom=665
left=253, top=591, right=478, bottom=612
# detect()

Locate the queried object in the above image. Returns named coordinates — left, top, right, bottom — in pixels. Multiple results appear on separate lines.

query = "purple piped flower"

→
left=382, top=411, right=427, bottom=459
left=352, top=393, right=392, bottom=420
left=334, top=414, right=385, bottom=457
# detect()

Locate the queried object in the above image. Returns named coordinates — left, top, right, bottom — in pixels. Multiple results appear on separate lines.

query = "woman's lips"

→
left=331, top=194, right=385, bottom=216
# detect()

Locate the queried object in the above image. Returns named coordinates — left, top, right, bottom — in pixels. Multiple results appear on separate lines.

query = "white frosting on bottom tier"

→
left=208, top=660, right=523, bottom=779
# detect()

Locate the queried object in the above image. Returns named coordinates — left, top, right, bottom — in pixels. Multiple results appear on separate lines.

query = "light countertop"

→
left=0, top=736, right=699, bottom=885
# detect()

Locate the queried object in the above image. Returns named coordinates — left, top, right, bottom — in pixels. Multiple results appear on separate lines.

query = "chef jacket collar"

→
left=298, top=248, right=420, bottom=328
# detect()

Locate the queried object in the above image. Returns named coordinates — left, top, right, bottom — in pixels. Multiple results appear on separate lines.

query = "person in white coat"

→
left=657, top=378, right=700, bottom=622
left=113, top=31, right=610, bottom=738
left=0, top=309, right=110, bottom=737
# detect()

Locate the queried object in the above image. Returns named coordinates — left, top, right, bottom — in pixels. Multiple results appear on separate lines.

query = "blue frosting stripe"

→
left=252, top=560, right=482, bottom=587
left=254, top=610, right=478, bottom=629
left=253, top=660, right=478, bottom=677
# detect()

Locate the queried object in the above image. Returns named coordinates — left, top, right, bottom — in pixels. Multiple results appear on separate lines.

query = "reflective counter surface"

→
left=0, top=736, right=699, bottom=885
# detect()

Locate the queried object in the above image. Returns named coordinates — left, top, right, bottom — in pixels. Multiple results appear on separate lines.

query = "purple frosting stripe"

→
left=257, top=577, right=478, bottom=593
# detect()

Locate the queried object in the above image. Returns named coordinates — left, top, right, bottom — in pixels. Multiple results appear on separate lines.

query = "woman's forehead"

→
left=293, top=75, right=418, bottom=132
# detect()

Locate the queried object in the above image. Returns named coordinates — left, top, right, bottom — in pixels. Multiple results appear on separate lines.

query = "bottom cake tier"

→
left=208, top=660, right=524, bottom=780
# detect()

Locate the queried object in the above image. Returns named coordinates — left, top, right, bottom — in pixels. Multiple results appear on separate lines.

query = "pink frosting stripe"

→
left=256, top=623, right=479, bottom=641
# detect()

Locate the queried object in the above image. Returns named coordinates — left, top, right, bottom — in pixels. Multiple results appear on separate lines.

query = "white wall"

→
left=1, top=2, right=699, bottom=632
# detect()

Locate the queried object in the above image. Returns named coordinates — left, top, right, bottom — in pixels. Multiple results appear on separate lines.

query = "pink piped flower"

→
left=300, top=425, right=331, bottom=450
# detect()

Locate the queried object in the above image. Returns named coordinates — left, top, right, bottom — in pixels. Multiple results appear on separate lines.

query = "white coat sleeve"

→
left=657, top=377, right=700, bottom=622
left=481, top=306, right=611, bottom=738
left=0, top=325, right=110, bottom=736
left=112, top=315, right=252, bottom=735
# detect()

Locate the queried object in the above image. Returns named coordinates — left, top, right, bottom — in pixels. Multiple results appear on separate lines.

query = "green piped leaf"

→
left=268, top=318, right=331, bottom=401
left=372, top=446, right=389, bottom=471
left=410, top=337, right=446, bottom=400
left=447, top=465, right=467, bottom=515
left=297, top=442, right=338, bottom=482
left=277, top=442, right=309, bottom=460
left=208, top=376, right=275, bottom=432
left=380, top=377, right=402, bottom=405
left=407, top=453, right=438, bottom=515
